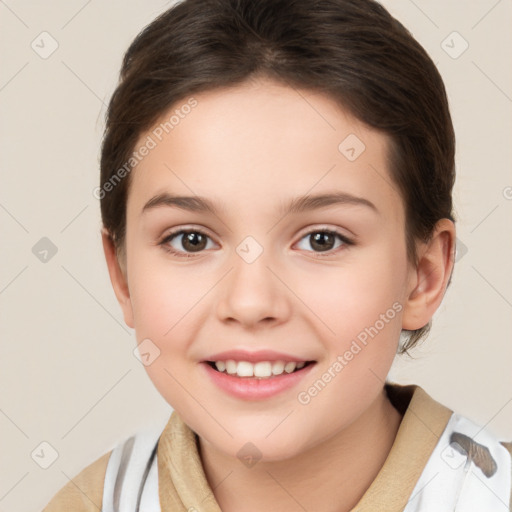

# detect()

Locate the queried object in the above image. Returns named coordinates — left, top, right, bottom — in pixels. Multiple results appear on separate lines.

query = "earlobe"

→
left=401, top=219, right=455, bottom=331
left=101, top=228, right=134, bottom=329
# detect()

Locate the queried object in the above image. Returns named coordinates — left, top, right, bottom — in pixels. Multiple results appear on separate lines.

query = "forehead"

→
left=128, top=78, right=403, bottom=225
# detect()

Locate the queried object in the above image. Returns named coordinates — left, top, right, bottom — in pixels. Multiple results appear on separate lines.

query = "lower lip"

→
left=201, top=362, right=316, bottom=400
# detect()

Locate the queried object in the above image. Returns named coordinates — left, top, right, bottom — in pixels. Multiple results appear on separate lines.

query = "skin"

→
left=102, top=77, right=455, bottom=512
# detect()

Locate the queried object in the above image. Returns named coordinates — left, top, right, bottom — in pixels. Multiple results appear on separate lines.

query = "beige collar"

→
left=157, top=383, right=454, bottom=511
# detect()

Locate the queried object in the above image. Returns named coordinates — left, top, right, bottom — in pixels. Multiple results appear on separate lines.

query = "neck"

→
left=198, top=387, right=403, bottom=512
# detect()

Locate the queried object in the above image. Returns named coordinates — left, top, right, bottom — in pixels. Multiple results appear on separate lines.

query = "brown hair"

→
left=99, top=0, right=456, bottom=353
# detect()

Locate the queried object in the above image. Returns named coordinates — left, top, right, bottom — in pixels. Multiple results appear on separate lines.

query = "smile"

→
left=202, top=359, right=317, bottom=400
left=207, top=360, right=314, bottom=379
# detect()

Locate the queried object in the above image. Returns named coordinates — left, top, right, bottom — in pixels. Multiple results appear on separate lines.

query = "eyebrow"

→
left=141, top=191, right=379, bottom=216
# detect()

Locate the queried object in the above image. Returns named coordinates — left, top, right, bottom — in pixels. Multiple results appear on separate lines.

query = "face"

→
left=119, top=78, right=416, bottom=461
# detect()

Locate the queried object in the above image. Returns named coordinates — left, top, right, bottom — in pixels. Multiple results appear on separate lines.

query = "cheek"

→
left=296, top=249, right=406, bottom=341
left=126, top=248, right=211, bottom=381
left=127, top=247, right=201, bottom=336
left=295, top=245, right=406, bottom=397
left=293, top=262, right=404, bottom=427
left=127, top=255, right=202, bottom=405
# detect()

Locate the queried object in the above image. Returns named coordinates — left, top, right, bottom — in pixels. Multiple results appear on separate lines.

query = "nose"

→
left=215, top=249, right=291, bottom=329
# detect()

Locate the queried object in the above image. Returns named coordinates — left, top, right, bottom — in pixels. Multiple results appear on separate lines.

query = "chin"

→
left=205, top=429, right=312, bottom=464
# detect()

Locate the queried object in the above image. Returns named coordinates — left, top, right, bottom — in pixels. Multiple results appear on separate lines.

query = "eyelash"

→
left=158, top=227, right=354, bottom=259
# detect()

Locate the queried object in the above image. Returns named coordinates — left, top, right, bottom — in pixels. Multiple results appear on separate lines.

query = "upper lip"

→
left=203, top=349, right=315, bottom=364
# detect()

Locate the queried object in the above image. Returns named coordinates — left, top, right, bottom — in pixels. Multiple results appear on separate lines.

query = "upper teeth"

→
left=214, top=360, right=306, bottom=378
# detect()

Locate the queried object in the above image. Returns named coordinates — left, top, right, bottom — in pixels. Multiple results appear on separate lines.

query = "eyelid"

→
left=159, top=223, right=218, bottom=244
left=296, top=224, right=355, bottom=241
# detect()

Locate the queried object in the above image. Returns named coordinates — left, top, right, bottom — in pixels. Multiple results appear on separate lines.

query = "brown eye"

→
left=161, top=229, right=214, bottom=257
left=309, top=232, right=336, bottom=252
left=295, top=229, right=353, bottom=255
left=180, top=231, right=208, bottom=252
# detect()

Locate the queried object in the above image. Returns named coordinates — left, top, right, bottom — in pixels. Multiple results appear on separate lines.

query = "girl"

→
left=44, top=0, right=511, bottom=510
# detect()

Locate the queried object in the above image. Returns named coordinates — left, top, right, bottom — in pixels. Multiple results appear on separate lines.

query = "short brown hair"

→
left=99, top=0, right=456, bottom=353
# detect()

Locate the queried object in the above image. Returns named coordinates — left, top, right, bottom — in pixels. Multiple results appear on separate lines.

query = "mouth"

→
left=201, top=358, right=318, bottom=400
left=204, top=359, right=317, bottom=379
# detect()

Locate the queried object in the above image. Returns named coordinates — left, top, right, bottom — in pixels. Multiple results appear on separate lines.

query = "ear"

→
left=101, top=228, right=134, bottom=329
left=401, top=219, right=455, bottom=331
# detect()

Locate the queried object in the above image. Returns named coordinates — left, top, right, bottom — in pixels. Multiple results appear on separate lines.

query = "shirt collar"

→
left=157, top=382, right=453, bottom=511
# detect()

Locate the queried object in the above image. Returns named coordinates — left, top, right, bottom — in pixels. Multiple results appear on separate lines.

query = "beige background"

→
left=0, top=1, right=511, bottom=510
